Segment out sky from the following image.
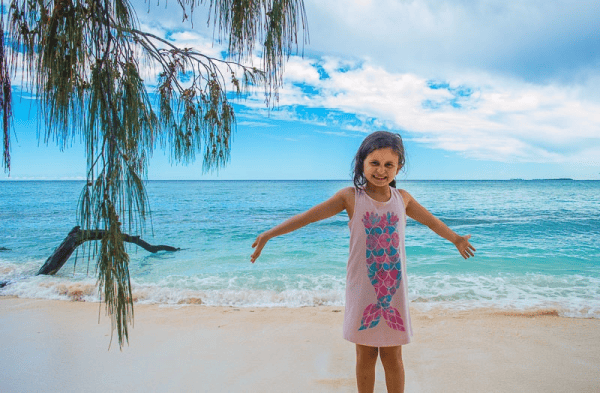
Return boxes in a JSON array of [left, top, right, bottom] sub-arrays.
[[3, 0, 600, 181]]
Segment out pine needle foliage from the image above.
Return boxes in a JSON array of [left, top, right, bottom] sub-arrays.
[[1, 3, 12, 172], [2, 0, 307, 348]]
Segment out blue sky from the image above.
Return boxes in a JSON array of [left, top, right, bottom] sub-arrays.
[[3, 0, 600, 180]]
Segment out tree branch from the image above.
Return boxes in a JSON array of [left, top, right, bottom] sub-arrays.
[[36, 226, 179, 276]]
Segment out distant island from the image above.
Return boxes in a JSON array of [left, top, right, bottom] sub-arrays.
[[510, 178, 574, 181], [533, 178, 574, 181]]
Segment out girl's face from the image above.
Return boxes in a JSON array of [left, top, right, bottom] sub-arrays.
[[363, 147, 401, 188]]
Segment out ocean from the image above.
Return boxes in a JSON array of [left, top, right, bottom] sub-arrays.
[[1, 180, 599, 318]]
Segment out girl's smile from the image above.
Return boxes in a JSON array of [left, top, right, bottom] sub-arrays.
[[363, 147, 401, 189]]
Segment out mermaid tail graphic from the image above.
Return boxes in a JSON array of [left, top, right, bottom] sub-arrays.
[[359, 212, 406, 332]]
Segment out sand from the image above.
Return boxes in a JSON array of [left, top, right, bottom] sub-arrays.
[[1, 297, 599, 393]]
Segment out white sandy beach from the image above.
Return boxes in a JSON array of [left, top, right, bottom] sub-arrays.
[[1, 297, 599, 393]]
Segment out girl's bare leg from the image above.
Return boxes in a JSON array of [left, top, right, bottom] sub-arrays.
[[356, 344, 379, 393], [379, 345, 405, 393]]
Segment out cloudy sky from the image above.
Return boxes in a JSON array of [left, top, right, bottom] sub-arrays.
[[4, 0, 600, 180]]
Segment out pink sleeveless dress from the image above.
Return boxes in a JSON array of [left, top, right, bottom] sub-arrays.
[[343, 187, 413, 347]]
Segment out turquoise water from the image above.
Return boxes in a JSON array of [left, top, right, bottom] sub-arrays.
[[1, 180, 599, 317]]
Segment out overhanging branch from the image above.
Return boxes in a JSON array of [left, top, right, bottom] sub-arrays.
[[36, 226, 179, 276]]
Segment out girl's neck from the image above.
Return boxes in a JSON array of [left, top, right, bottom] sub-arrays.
[[364, 182, 392, 202]]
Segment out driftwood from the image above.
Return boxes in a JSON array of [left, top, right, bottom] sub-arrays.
[[36, 226, 179, 276]]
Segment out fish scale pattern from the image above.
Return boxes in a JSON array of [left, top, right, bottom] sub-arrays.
[[358, 211, 406, 332]]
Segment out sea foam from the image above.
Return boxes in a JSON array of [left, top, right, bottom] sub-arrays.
[[2, 270, 599, 318]]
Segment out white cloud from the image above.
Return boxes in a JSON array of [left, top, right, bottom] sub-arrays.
[[303, 0, 600, 84], [235, 54, 600, 164], [281, 57, 322, 84], [11, 1, 599, 171], [237, 121, 276, 128]]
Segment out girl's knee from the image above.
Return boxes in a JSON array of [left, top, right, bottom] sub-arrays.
[[356, 344, 379, 366], [379, 345, 403, 367]]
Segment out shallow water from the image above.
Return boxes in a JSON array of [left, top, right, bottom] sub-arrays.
[[1, 180, 599, 317]]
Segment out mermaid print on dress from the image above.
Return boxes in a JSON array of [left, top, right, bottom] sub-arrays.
[[358, 211, 406, 332]]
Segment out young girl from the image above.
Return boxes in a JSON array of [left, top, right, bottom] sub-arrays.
[[251, 131, 475, 393]]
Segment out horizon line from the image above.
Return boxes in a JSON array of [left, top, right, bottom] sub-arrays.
[[1, 178, 593, 182]]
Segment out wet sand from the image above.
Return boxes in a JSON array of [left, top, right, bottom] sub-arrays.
[[1, 297, 599, 392]]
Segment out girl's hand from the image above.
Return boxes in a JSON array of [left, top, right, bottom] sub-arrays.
[[251, 233, 269, 263], [454, 234, 476, 259]]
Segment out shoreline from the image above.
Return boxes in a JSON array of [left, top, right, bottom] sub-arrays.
[[1, 297, 599, 392], [2, 271, 598, 318]]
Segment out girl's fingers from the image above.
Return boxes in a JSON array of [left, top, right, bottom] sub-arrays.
[[462, 235, 476, 254], [457, 235, 476, 259], [251, 236, 266, 262], [464, 245, 475, 258]]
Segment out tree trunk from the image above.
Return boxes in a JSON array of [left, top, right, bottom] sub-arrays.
[[36, 226, 179, 276]]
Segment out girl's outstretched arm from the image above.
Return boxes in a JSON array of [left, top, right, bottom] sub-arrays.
[[251, 188, 353, 263], [401, 190, 476, 259]]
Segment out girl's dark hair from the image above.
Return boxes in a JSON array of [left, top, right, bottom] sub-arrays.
[[352, 131, 405, 189]]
